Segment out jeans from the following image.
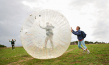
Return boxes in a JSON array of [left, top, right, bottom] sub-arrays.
[[12, 44, 15, 50], [78, 40, 87, 49]]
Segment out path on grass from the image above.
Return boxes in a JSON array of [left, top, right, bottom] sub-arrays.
[[65, 49, 74, 54], [7, 57, 34, 65]]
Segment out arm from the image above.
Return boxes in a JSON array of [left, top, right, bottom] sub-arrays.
[[72, 30, 81, 35], [9, 39, 11, 42], [14, 39, 16, 42], [39, 25, 46, 29], [51, 26, 54, 29]]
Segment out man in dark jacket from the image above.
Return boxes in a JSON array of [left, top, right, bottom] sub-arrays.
[[71, 26, 90, 54], [9, 39, 16, 50]]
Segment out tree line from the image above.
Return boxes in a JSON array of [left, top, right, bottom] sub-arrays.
[[71, 41, 109, 45], [0, 44, 6, 48]]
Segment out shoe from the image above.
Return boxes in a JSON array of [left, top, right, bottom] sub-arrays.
[[83, 49, 85, 53], [87, 50, 90, 54]]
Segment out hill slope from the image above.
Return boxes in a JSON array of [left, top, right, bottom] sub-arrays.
[[0, 44, 109, 65]]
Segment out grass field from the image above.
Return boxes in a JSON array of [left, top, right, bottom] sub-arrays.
[[0, 44, 109, 65]]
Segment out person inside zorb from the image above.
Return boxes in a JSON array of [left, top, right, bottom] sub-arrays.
[[20, 10, 71, 59], [39, 22, 54, 50]]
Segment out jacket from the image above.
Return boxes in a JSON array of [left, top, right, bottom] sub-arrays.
[[72, 30, 84, 41], [9, 40, 16, 44]]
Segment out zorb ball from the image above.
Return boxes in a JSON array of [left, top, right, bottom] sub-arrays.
[[20, 9, 71, 59]]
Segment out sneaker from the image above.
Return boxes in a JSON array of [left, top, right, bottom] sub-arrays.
[[87, 50, 90, 54], [83, 49, 86, 53]]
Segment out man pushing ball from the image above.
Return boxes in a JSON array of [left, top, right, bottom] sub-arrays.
[[71, 26, 90, 54]]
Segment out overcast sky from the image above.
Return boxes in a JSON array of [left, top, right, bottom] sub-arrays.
[[0, 0, 109, 47]]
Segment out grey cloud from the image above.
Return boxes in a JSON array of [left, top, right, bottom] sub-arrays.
[[0, 0, 36, 47], [94, 0, 109, 9], [69, 0, 93, 10], [69, 0, 109, 42], [69, 0, 109, 10], [0, 0, 109, 47], [92, 21, 109, 42], [92, 0, 109, 42], [92, 11, 109, 42]]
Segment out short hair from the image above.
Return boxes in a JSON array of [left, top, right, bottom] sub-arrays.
[[77, 26, 80, 29]]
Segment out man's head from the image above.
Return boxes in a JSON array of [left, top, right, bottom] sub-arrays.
[[76, 26, 80, 31], [12, 39, 13, 41], [50, 24, 52, 26]]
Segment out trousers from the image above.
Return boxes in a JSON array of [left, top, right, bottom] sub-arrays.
[[78, 40, 87, 49]]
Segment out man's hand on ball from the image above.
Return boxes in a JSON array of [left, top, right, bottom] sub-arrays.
[[71, 27, 73, 32]]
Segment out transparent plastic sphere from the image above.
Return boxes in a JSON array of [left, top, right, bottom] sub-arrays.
[[20, 9, 71, 59]]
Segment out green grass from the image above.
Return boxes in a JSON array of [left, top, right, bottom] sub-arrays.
[[0, 44, 109, 65]]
